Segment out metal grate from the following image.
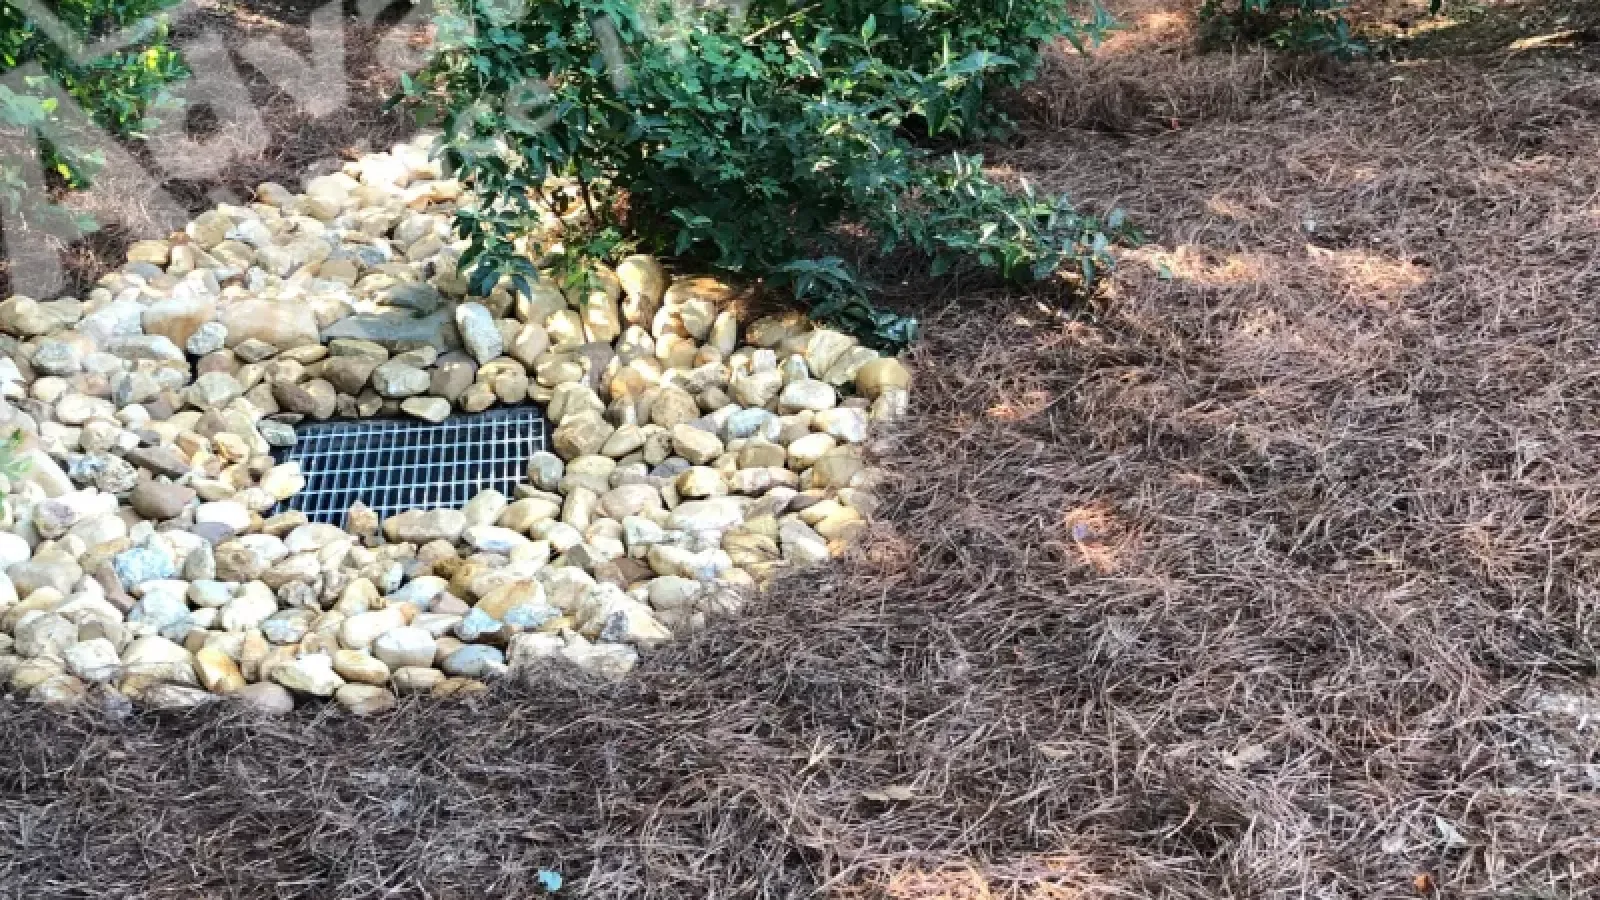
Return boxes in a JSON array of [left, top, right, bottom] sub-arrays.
[[271, 405, 549, 524]]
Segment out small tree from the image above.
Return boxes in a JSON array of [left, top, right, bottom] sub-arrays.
[[404, 0, 1132, 349]]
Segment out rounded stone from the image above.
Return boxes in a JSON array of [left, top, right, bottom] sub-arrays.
[[335, 683, 397, 715], [130, 480, 196, 520], [371, 626, 437, 669], [233, 681, 295, 714]]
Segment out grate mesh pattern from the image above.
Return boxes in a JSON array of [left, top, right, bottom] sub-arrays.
[[271, 405, 549, 524]]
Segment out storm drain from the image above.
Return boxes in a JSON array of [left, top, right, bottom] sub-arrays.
[[271, 405, 549, 525]]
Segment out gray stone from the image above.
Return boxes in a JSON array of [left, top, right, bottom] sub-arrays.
[[383, 508, 466, 544], [401, 396, 450, 423], [320, 356, 380, 394], [271, 654, 345, 697], [105, 334, 185, 363], [127, 588, 191, 631], [371, 361, 430, 398], [455, 608, 505, 642], [261, 608, 315, 644], [321, 310, 459, 351], [63, 638, 120, 682], [440, 644, 504, 678], [214, 536, 289, 581], [130, 480, 196, 520], [233, 681, 296, 714], [454, 302, 503, 365], [258, 419, 297, 447], [123, 445, 191, 479], [384, 281, 443, 314], [31, 339, 83, 376], [186, 321, 228, 356], [15, 613, 78, 658], [113, 544, 178, 589], [8, 551, 82, 595], [371, 626, 436, 669], [186, 372, 243, 410], [69, 453, 138, 493]]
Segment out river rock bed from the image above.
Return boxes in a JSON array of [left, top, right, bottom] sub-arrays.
[[0, 134, 910, 715]]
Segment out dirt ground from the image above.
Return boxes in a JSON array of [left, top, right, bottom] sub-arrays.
[[2, 2, 1598, 898]]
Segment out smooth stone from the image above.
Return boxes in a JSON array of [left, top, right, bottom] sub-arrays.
[[271, 654, 345, 697], [130, 480, 196, 520], [454, 302, 503, 365], [440, 644, 504, 678], [371, 626, 437, 669], [233, 681, 295, 714], [401, 396, 450, 423], [383, 508, 466, 544], [335, 683, 396, 715]]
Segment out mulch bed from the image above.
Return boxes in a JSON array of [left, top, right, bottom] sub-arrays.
[[3, 3, 1599, 898]]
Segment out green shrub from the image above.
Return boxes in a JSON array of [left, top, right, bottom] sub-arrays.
[[1198, 0, 1364, 58], [0, 0, 185, 218], [744, 0, 1118, 137], [404, 0, 1133, 349]]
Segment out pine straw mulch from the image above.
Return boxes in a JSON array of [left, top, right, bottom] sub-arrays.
[[3, 6, 1600, 900]]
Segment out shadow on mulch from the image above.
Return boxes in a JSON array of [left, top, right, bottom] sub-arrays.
[[4, 2, 1600, 898]]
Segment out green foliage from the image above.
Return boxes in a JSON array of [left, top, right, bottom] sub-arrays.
[[744, 0, 1117, 137], [1199, 0, 1365, 58], [406, 0, 1132, 351], [0, 430, 31, 480], [0, 0, 185, 210]]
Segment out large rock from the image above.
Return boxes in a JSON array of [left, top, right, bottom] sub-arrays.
[[371, 361, 430, 398], [274, 379, 338, 418], [15, 613, 78, 658], [131, 480, 195, 521], [649, 386, 700, 429], [321, 310, 460, 352], [553, 412, 615, 460], [615, 255, 667, 326], [371, 626, 437, 669], [401, 396, 450, 423], [729, 371, 784, 408], [186, 372, 243, 411], [454, 302, 503, 365], [383, 508, 467, 544], [220, 297, 321, 350], [194, 647, 246, 693], [339, 607, 407, 650], [122, 635, 197, 685], [0, 296, 81, 337], [142, 294, 217, 349], [271, 654, 344, 697], [233, 681, 295, 714], [671, 424, 724, 466], [63, 638, 121, 683], [335, 683, 396, 715], [777, 379, 838, 414], [214, 535, 289, 581], [112, 544, 178, 589], [440, 644, 504, 678], [321, 356, 381, 394], [219, 587, 279, 632], [853, 357, 911, 398], [8, 551, 82, 596], [128, 586, 191, 631]]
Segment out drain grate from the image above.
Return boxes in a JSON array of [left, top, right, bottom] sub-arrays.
[[271, 405, 549, 525]]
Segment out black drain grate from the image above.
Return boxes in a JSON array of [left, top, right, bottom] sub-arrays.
[[271, 405, 549, 524]]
